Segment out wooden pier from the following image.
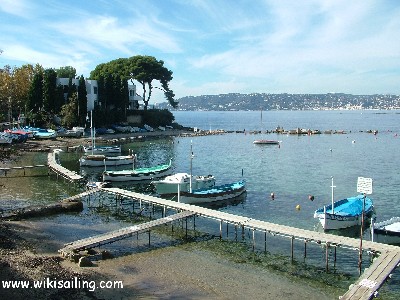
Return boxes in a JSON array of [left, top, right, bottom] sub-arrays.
[[47, 150, 83, 183], [59, 210, 195, 257], [341, 250, 400, 299], [80, 187, 399, 300], [0, 164, 47, 176]]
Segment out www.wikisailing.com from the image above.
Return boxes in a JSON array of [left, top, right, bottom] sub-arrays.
[[2, 277, 123, 292]]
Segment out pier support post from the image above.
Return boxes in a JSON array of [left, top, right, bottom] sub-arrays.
[[193, 215, 196, 231], [185, 217, 188, 238], [241, 224, 245, 240], [226, 222, 229, 237], [334, 246, 337, 268], [235, 225, 238, 241], [291, 236, 294, 262], [304, 239, 307, 259], [148, 230, 151, 247], [325, 242, 330, 272], [219, 220, 223, 240], [264, 230, 267, 253], [252, 228, 255, 251]]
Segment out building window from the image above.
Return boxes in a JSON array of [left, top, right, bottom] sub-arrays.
[[93, 86, 98, 95]]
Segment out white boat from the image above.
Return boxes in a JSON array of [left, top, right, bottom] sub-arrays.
[[86, 181, 111, 190], [372, 217, 400, 245], [314, 178, 374, 230], [103, 159, 173, 182], [34, 128, 57, 139], [83, 145, 121, 154], [252, 109, 281, 145], [84, 110, 121, 154], [79, 154, 136, 167], [178, 180, 246, 204], [152, 173, 216, 196], [253, 140, 281, 145]]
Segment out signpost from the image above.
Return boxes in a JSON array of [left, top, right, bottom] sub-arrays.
[[357, 177, 373, 275]]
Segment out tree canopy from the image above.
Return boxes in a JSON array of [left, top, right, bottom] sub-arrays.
[[56, 66, 77, 78], [90, 55, 178, 110]]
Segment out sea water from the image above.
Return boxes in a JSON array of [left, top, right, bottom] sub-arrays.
[[1, 110, 400, 298]]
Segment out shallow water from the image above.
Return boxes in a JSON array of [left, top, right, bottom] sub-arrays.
[[1, 110, 400, 298]]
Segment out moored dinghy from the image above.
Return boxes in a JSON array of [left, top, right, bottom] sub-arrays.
[[314, 177, 374, 230], [79, 154, 136, 167], [372, 217, 400, 245], [153, 142, 216, 196], [102, 159, 173, 182], [153, 173, 216, 196], [178, 180, 246, 204], [253, 140, 281, 145]]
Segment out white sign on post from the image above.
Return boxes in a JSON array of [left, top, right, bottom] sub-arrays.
[[357, 177, 373, 194]]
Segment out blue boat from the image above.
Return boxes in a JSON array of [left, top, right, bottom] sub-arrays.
[[178, 180, 246, 204], [314, 194, 374, 230]]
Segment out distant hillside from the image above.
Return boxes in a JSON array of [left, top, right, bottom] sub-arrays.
[[155, 93, 400, 111]]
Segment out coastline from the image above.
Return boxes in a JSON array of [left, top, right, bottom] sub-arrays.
[[1, 130, 338, 299], [1, 218, 335, 299]]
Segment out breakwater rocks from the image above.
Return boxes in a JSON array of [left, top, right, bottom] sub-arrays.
[[0, 198, 83, 221]]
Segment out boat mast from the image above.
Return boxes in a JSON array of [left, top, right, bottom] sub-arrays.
[[190, 140, 193, 193], [331, 176, 336, 214], [90, 110, 94, 155]]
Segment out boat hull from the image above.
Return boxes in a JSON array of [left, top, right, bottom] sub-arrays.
[[79, 155, 135, 167], [373, 217, 400, 245], [314, 195, 374, 230], [103, 160, 173, 182], [83, 145, 121, 154], [179, 180, 246, 204], [253, 140, 280, 145], [153, 173, 216, 195]]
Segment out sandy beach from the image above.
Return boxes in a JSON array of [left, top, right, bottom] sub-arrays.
[[1, 132, 338, 299]]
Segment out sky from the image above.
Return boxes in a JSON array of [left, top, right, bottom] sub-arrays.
[[1, 0, 400, 104]]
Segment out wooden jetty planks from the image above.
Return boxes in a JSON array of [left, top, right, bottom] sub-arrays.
[[47, 152, 83, 182], [341, 251, 400, 299], [102, 187, 400, 254], [68, 187, 400, 299], [59, 210, 195, 256]]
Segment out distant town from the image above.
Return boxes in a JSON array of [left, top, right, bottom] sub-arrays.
[[156, 93, 400, 111]]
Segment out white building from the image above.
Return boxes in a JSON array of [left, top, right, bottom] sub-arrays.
[[56, 78, 142, 111]]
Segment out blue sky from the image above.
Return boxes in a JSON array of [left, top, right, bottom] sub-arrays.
[[1, 0, 400, 103]]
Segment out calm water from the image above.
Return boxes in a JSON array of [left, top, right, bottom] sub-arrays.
[[1, 109, 400, 298]]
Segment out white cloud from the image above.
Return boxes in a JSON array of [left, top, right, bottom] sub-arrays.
[[0, 0, 32, 18]]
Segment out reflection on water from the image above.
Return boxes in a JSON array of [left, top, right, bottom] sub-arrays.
[[2, 110, 400, 299]]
